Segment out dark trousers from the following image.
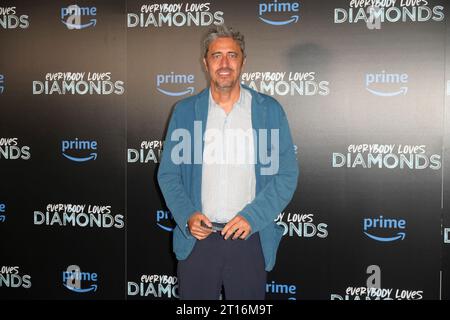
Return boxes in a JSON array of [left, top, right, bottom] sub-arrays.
[[177, 232, 267, 300]]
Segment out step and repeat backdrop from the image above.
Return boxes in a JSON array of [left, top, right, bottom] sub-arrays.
[[1, 0, 449, 300]]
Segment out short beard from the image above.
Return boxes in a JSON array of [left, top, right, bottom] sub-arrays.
[[213, 78, 238, 92]]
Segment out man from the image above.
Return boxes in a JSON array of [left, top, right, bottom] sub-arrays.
[[157, 25, 298, 300]]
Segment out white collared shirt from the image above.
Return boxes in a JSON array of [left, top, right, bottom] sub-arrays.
[[201, 87, 256, 223]]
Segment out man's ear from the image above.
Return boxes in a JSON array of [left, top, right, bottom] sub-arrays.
[[203, 58, 208, 72]]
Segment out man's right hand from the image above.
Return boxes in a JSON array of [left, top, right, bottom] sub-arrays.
[[188, 212, 213, 240]]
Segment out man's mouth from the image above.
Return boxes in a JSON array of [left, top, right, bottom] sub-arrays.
[[217, 69, 233, 76]]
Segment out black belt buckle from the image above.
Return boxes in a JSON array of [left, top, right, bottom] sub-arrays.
[[201, 221, 226, 232], [211, 222, 226, 232]]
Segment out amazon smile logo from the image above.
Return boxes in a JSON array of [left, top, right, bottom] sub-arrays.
[[156, 210, 175, 232], [258, 0, 300, 26], [63, 265, 98, 293], [62, 138, 98, 162], [363, 216, 406, 242], [156, 72, 195, 97], [61, 5, 97, 30], [365, 71, 408, 97]]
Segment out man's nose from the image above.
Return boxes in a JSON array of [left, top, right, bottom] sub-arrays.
[[219, 55, 230, 67]]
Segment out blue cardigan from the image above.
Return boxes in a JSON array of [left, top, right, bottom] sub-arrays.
[[157, 85, 299, 271]]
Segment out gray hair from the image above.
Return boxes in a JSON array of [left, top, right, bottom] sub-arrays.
[[202, 25, 246, 58]]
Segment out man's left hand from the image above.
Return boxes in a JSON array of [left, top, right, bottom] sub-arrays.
[[221, 215, 252, 240]]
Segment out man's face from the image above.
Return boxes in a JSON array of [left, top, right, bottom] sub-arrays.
[[203, 37, 245, 92]]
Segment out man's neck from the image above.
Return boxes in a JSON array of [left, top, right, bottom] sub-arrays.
[[210, 84, 241, 114]]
